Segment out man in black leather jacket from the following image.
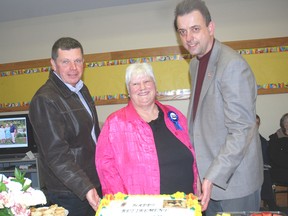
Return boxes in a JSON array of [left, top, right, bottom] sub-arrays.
[[29, 37, 101, 216]]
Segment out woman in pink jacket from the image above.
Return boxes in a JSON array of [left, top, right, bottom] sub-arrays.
[[96, 63, 198, 196]]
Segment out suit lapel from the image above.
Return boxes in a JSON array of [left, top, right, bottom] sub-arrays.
[[196, 40, 220, 116], [188, 58, 198, 124], [198, 61, 216, 105]]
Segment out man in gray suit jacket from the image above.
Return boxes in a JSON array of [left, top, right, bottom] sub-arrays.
[[174, 0, 263, 215]]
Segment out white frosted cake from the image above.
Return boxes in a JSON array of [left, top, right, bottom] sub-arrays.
[[96, 192, 201, 216]]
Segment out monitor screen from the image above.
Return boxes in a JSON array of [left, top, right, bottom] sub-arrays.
[[0, 113, 37, 158]]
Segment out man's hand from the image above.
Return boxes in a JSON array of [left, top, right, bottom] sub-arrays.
[[86, 188, 101, 211], [196, 177, 202, 197], [199, 178, 213, 211]]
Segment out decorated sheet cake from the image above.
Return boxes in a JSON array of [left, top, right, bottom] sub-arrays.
[[96, 191, 201, 216]]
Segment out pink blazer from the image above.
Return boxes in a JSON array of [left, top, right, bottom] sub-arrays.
[[96, 100, 198, 195]]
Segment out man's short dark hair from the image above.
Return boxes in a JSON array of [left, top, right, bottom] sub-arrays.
[[51, 37, 84, 60], [174, 0, 211, 31]]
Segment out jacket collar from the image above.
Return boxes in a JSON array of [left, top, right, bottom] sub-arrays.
[[49, 71, 83, 98], [125, 100, 168, 122]]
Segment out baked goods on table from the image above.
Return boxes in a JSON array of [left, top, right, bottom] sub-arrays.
[[30, 204, 68, 216]]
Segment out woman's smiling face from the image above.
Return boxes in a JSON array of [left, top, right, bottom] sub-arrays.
[[129, 74, 156, 109]]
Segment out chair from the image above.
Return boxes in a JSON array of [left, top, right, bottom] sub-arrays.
[[272, 182, 288, 207]]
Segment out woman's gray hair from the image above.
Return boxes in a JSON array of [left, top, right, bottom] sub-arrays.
[[125, 63, 156, 93]]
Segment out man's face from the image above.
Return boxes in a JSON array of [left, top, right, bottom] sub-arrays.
[[256, 118, 260, 128], [176, 10, 214, 58], [283, 118, 288, 131], [51, 48, 84, 86]]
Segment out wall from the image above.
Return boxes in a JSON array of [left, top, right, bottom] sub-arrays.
[[96, 94, 288, 140], [0, 0, 288, 139]]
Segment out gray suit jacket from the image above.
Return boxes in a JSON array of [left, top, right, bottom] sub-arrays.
[[188, 39, 263, 200]]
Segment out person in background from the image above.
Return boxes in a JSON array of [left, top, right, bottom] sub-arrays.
[[9, 122, 17, 144], [96, 63, 198, 196], [256, 115, 278, 211], [268, 113, 288, 184], [29, 37, 101, 216], [4, 123, 11, 143], [174, 0, 263, 215], [0, 125, 5, 143]]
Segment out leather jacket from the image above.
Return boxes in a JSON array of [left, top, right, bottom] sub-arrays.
[[29, 71, 101, 200]]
